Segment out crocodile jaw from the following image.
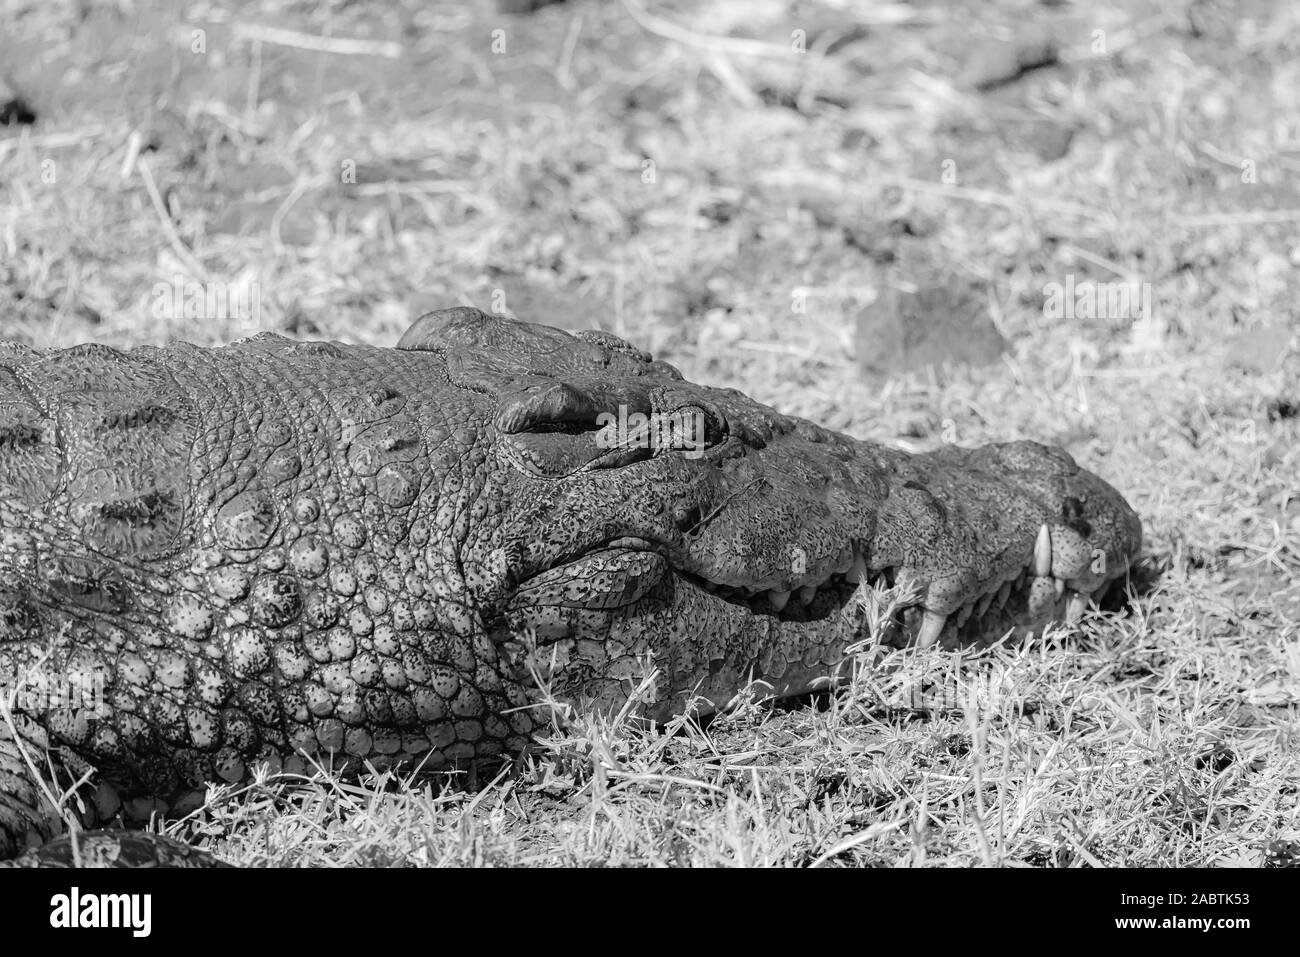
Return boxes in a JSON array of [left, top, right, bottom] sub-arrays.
[[494, 436, 1141, 719]]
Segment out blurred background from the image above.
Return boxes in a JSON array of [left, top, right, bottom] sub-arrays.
[[0, 1, 1296, 429]]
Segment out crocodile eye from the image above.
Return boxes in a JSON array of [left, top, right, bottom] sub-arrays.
[[491, 378, 653, 477], [656, 403, 726, 459], [488, 373, 718, 476], [498, 392, 729, 477]]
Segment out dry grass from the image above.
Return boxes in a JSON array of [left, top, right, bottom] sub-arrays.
[[1, 0, 1297, 866]]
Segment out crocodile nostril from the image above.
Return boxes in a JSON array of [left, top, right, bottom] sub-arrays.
[[1061, 496, 1092, 537], [674, 503, 704, 533]]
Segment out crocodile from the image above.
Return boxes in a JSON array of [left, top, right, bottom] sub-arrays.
[[0, 306, 1141, 865]]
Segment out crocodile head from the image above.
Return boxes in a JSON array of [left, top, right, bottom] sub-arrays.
[[0, 308, 1141, 816], [398, 309, 1143, 720]]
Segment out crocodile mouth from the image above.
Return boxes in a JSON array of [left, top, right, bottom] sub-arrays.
[[517, 527, 1109, 650], [680, 504, 1126, 647], [679, 546, 1102, 648]]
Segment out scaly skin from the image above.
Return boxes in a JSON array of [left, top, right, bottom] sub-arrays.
[[0, 307, 1141, 864]]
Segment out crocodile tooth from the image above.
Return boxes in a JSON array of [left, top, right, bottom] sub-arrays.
[[1026, 576, 1057, 619], [836, 545, 854, 573], [798, 584, 817, 604], [955, 603, 973, 628], [916, 609, 947, 648], [997, 580, 1013, 606], [1065, 590, 1088, 622], [846, 550, 867, 584], [1054, 578, 1065, 599], [768, 589, 791, 612], [1033, 524, 1052, 577], [976, 590, 995, 618]]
